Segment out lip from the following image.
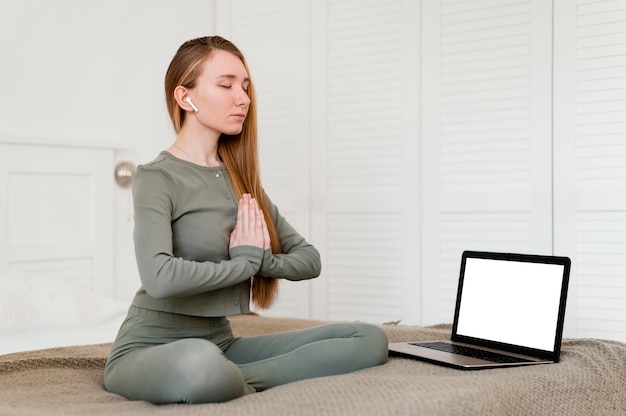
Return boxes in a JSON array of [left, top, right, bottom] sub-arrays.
[[232, 113, 246, 120]]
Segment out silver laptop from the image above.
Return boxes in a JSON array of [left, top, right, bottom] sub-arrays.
[[389, 250, 571, 369]]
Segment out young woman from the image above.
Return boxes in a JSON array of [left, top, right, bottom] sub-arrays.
[[104, 36, 388, 404]]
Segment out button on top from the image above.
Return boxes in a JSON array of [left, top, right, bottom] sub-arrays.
[[225, 193, 231, 200], [215, 171, 221, 178]]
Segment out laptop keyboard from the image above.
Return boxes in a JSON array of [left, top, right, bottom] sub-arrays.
[[410, 341, 532, 364]]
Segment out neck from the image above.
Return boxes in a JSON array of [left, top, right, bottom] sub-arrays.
[[170, 135, 221, 167]]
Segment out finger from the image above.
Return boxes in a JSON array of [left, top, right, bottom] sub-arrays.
[[240, 194, 251, 232], [236, 195, 245, 233], [260, 210, 271, 250], [254, 203, 263, 233], [247, 197, 259, 233]]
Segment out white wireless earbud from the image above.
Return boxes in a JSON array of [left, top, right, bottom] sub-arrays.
[[185, 97, 199, 113]]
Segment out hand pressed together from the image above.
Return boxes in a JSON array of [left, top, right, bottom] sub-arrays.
[[229, 193, 271, 250]]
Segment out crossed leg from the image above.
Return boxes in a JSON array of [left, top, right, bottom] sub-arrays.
[[224, 322, 388, 391]]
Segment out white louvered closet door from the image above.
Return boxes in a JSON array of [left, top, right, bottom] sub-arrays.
[[215, 0, 313, 318], [310, 0, 421, 324], [554, 0, 626, 341], [420, 0, 553, 325]]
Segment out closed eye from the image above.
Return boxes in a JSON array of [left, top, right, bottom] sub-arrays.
[[216, 74, 250, 93], [220, 84, 249, 94]]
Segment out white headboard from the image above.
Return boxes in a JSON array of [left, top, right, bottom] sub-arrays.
[[0, 142, 116, 297]]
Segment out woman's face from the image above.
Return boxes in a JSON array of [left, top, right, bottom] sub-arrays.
[[188, 49, 251, 136]]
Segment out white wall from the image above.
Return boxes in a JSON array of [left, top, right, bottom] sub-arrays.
[[0, 0, 215, 300], [3, 0, 626, 342]]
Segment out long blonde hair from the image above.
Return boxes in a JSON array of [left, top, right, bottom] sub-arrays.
[[165, 36, 279, 309]]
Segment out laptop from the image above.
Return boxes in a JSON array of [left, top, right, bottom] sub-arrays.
[[388, 250, 571, 369]]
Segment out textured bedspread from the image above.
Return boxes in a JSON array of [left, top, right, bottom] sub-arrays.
[[1, 315, 625, 415]]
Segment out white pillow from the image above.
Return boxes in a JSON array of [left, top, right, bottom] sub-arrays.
[[0, 277, 128, 337]]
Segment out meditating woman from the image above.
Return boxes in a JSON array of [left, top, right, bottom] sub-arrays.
[[103, 35, 388, 404]]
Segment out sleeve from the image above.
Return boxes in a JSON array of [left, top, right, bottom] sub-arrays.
[[132, 166, 264, 299], [257, 194, 322, 281]]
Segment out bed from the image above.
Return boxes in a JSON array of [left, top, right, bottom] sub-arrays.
[[0, 277, 129, 355], [1, 308, 625, 415]]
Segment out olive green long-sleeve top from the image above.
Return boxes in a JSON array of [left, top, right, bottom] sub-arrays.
[[130, 152, 321, 316]]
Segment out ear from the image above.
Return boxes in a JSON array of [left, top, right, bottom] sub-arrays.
[[174, 86, 196, 112]]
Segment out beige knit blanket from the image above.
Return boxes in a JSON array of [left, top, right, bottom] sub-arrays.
[[1, 315, 625, 416]]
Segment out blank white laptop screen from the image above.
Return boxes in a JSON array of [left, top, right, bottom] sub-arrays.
[[456, 258, 565, 352]]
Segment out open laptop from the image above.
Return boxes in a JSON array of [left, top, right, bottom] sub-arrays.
[[389, 250, 571, 369]]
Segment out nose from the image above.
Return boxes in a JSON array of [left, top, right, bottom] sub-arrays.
[[236, 87, 250, 107]]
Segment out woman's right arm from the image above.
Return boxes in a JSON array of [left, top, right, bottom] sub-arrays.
[[132, 168, 264, 299]]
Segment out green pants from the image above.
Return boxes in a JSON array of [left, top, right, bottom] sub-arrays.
[[104, 306, 388, 404]]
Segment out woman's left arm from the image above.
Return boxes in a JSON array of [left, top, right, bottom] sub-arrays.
[[258, 197, 321, 281]]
